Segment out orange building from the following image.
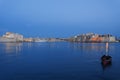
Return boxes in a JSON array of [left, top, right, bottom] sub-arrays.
[[90, 36, 103, 42]]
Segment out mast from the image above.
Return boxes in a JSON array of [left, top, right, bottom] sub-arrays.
[[105, 42, 109, 56]]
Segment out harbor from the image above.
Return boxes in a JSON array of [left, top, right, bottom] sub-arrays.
[[0, 32, 119, 43], [67, 33, 118, 43], [0, 42, 120, 80], [0, 32, 63, 43]]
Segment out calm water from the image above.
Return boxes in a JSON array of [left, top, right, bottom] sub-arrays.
[[0, 42, 120, 80]]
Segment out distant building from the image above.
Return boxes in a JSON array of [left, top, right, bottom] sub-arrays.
[[33, 38, 48, 42], [90, 35, 102, 42], [23, 38, 33, 42], [71, 33, 96, 42], [2, 32, 23, 42], [109, 37, 116, 42], [68, 33, 117, 42]]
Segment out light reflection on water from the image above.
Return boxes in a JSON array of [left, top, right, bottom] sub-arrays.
[[4, 43, 23, 54], [0, 42, 116, 55], [0, 42, 120, 80], [0, 43, 23, 55]]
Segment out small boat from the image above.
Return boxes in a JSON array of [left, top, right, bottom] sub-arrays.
[[101, 55, 112, 65], [101, 42, 112, 65]]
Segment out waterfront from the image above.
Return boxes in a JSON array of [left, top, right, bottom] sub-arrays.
[[0, 32, 119, 43], [0, 42, 120, 80]]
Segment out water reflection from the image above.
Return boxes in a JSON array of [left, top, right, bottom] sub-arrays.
[[101, 61, 112, 70], [3, 43, 23, 54], [69, 43, 106, 53], [2, 42, 116, 55], [0, 42, 119, 80], [26, 42, 33, 48]]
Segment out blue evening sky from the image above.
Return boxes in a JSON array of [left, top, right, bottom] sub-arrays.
[[0, 0, 120, 38]]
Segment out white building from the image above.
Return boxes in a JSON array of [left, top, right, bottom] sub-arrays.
[[109, 36, 116, 42], [2, 32, 23, 41]]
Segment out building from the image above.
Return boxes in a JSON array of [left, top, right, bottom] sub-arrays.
[[23, 38, 33, 42], [68, 33, 117, 42], [1, 32, 23, 42]]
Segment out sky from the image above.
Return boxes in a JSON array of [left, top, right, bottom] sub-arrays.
[[0, 0, 120, 38]]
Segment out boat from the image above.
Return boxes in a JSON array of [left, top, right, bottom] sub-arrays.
[[101, 55, 112, 65], [101, 42, 112, 65]]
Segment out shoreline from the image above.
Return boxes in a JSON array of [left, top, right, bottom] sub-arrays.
[[0, 41, 119, 43]]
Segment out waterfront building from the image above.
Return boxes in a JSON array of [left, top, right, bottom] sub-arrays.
[[69, 33, 117, 42], [0, 32, 23, 42], [33, 38, 48, 42], [23, 38, 33, 42]]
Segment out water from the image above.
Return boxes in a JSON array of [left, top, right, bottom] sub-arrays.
[[0, 42, 120, 80]]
